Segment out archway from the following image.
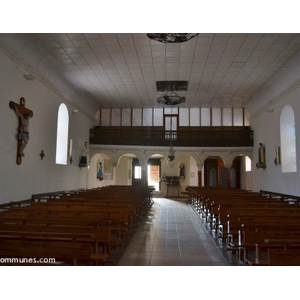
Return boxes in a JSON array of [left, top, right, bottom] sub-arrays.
[[204, 156, 241, 188], [147, 158, 162, 191], [89, 150, 142, 188]]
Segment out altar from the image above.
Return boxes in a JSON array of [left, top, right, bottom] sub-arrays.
[[164, 176, 180, 197]]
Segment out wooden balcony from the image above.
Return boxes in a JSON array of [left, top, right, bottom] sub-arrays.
[[90, 126, 253, 147]]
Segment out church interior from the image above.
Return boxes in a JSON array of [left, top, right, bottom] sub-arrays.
[[1, 5, 300, 297]]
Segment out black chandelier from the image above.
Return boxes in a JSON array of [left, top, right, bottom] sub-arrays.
[[147, 33, 199, 43], [157, 90, 186, 106]]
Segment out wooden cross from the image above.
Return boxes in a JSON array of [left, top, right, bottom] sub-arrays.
[[9, 97, 33, 165]]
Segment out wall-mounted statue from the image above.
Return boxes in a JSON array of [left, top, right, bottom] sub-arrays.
[[179, 162, 185, 178], [79, 142, 89, 167], [256, 143, 266, 169], [97, 161, 103, 181], [9, 98, 33, 165]]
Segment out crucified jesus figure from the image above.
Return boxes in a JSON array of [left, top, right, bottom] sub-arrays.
[[9, 98, 33, 165], [14, 103, 33, 157]]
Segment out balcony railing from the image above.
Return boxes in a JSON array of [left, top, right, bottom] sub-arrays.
[[90, 126, 253, 147]]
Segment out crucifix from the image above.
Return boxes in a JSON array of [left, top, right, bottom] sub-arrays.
[[9, 97, 33, 165]]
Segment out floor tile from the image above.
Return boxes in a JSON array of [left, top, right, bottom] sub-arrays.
[[117, 198, 230, 266]]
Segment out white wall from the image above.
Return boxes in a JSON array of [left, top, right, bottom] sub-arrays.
[[0, 50, 94, 204], [251, 85, 300, 195], [115, 156, 131, 185]]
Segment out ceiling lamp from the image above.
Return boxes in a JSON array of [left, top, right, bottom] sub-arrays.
[[157, 90, 186, 106], [147, 33, 198, 43]]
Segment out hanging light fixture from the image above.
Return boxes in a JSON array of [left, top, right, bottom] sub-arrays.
[[147, 33, 199, 43], [157, 90, 186, 106], [168, 141, 175, 161]]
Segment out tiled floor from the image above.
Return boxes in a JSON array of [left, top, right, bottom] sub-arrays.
[[117, 197, 230, 266]]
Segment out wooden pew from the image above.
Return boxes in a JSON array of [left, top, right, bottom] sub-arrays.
[[0, 239, 109, 266], [8, 203, 137, 222], [268, 249, 300, 266], [2, 199, 137, 237], [187, 187, 300, 265], [260, 190, 300, 204], [0, 185, 154, 265], [0, 210, 131, 241], [0, 223, 120, 255], [226, 230, 300, 265]]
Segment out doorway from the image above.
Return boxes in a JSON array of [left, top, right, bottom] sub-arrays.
[[204, 157, 240, 188], [147, 158, 161, 191], [132, 158, 161, 189]]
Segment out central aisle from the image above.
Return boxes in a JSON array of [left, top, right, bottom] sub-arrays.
[[117, 197, 229, 266]]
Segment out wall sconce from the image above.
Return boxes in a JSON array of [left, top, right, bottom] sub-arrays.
[[274, 146, 281, 166], [68, 139, 73, 164], [68, 139, 73, 156], [23, 74, 36, 81], [39, 150, 45, 160]]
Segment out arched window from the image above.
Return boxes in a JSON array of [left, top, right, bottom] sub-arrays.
[[55, 103, 69, 165], [280, 105, 297, 173], [245, 156, 252, 172]]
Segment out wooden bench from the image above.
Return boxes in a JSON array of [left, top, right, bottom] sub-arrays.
[[187, 187, 300, 265], [0, 185, 154, 265], [0, 210, 132, 241], [0, 223, 120, 255], [260, 190, 300, 204], [268, 248, 300, 266], [226, 230, 300, 265], [0, 239, 109, 266]]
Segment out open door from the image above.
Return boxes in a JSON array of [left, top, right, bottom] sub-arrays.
[[147, 158, 161, 191]]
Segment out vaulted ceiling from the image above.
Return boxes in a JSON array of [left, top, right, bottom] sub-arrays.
[[1, 33, 300, 116]]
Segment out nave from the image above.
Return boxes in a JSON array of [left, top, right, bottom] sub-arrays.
[[116, 197, 231, 266]]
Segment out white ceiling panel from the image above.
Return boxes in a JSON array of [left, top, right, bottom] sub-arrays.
[[2, 33, 300, 111]]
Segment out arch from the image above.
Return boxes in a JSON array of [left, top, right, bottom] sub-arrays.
[[55, 103, 69, 165], [114, 150, 144, 167], [173, 151, 201, 165], [280, 105, 297, 173], [90, 149, 115, 163], [145, 151, 169, 164], [90, 149, 144, 167], [229, 151, 253, 163], [200, 151, 231, 167]]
